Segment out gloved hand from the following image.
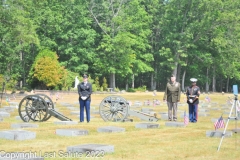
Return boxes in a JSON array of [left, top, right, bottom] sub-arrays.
[[189, 99, 193, 103], [81, 96, 87, 100]]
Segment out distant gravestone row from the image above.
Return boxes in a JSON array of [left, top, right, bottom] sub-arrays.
[[0, 99, 238, 159]]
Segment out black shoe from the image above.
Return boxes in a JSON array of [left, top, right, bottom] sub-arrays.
[[79, 121, 83, 123], [87, 121, 90, 123]]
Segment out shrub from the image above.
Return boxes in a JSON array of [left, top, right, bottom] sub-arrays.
[[127, 88, 136, 92], [102, 77, 108, 91], [115, 87, 120, 92], [94, 76, 100, 91], [92, 84, 97, 92], [135, 85, 147, 92]]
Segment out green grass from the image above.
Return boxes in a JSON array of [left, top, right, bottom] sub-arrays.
[[0, 92, 240, 160]]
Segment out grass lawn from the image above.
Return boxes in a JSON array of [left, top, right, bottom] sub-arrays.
[[0, 92, 239, 160]]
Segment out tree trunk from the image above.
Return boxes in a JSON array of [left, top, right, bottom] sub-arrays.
[[20, 49, 23, 88], [220, 76, 223, 92], [109, 73, 115, 90], [226, 76, 229, 92], [206, 68, 209, 92], [126, 78, 129, 91], [150, 65, 157, 90], [153, 66, 157, 90], [212, 66, 216, 92], [151, 72, 154, 90], [172, 62, 178, 76], [172, 52, 179, 76], [177, 64, 181, 82], [181, 69, 186, 92], [132, 74, 134, 89]]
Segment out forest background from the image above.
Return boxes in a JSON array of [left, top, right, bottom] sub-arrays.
[[0, 0, 240, 93]]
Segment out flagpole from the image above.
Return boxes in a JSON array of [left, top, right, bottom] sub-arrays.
[[217, 95, 237, 151]]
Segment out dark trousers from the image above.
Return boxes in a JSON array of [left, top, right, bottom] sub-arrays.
[[188, 104, 198, 122], [79, 100, 91, 122]]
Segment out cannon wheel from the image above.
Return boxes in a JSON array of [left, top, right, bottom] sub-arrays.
[[35, 94, 54, 121], [18, 95, 49, 122], [99, 95, 129, 122]]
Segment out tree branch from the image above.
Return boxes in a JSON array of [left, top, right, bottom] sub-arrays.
[[89, 3, 109, 36]]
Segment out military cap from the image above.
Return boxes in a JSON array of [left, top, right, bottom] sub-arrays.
[[190, 78, 197, 82], [82, 74, 88, 78]]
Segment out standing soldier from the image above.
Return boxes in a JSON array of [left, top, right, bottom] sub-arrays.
[[186, 78, 200, 123], [78, 74, 92, 123], [163, 74, 181, 121]]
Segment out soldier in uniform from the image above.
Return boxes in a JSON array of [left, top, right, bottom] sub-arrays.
[[163, 74, 181, 121], [78, 74, 92, 123], [186, 78, 200, 123]]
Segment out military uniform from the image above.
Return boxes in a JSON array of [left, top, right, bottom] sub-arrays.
[[186, 78, 200, 123], [78, 74, 92, 123], [163, 81, 181, 121]]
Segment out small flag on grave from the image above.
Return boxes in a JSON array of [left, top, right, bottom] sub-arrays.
[[214, 115, 225, 130], [184, 111, 189, 126]]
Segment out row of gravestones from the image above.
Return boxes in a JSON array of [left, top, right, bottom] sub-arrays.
[[0, 101, 239, 159]]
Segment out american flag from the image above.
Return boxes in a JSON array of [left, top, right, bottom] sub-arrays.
[[184, 111, 189, 126], [214, 116, 225, 130]]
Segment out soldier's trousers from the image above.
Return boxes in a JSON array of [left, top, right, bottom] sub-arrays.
[[167, 102, 178, 121], [188, 103, 198, 122], [79, 100, 91, 122]]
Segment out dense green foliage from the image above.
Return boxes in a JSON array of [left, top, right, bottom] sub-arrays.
[[1, 0, 240, 92]]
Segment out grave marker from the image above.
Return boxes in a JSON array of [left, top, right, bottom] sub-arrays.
[[0, 130, 36, 140], [56, 129, 88, 136], [97, 126, 125, 133], [67, 144, 114, 153], [11, 123, 39, 129], [135, 123, 159, 129], [0, 111, 10, 117], [232, 128, 240, 133], [206, 130, 232, 137], [165, 121, 185, 127], [54, 121, 78, 125]]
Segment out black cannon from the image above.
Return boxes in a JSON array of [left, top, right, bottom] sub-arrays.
[[18, 94, 72, 122], [99, 95, 158, 122]]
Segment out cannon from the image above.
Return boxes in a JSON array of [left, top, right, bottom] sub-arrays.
[[18, 94, 72, 122], [99, 95, 158, 122]]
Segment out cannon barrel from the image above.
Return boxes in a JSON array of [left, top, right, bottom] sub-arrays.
[[18, 94, 71, 122], [99, 95, 158, 122]]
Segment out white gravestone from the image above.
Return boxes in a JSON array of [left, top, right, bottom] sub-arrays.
[[56, 129, 88, 136], [97, 126, 125, 133], [135, 123, 159, 129], [0, 130, 36, 140], [67, 144, 114, 154], [11, 123, 39, 129], [54, 121, 78, 125]]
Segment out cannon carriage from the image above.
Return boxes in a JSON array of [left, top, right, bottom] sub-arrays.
[[18, 94, 71, 122], [99, 95, 158, 122]]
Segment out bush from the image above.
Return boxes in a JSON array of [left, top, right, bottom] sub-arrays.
[[94, 76, 100, 91], [102, 77, 108, 91], [92, 84, 97, 92], [127, 88, 136, 92], [115, 87, 120, 92], [100, 86, 103, 92], [135, 85, 147, 92]]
